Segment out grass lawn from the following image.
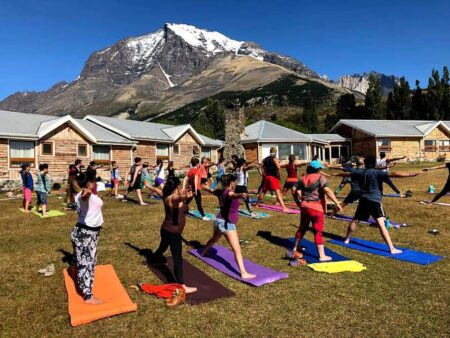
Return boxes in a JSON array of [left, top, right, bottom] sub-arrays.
[[0, 164, 449, 337]]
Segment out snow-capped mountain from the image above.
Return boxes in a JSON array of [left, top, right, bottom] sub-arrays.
[[0, 23, 322, 116], [336, 72, 400, 96]]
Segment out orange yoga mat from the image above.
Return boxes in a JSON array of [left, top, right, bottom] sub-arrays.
[[63, 264, 137, 326]]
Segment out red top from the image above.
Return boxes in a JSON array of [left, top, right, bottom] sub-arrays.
[[298, 173, 328, 213], [187, 167, 202, 190], [199, 164, 208, 178], [286, 163, 298, 182]]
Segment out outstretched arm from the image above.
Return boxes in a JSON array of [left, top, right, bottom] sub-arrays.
[[423, 164, 447, 172], [323, 187, 343, 213], [387, 156, 406, 163], [388, 171, 420, 178], [227, 191, 248, 200]]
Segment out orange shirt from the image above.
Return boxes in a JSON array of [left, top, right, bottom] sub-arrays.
[[187, 167, 202, 190]]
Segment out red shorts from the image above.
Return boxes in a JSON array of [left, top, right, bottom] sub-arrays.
[[263, 176, 280, 191], [112, 178, 119, 187], [23, 187, 32, 203]]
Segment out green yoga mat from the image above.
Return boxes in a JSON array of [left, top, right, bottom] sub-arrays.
[[19, 208, 66, 218]]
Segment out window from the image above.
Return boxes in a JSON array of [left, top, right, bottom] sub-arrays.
[[41, 142, 53, 155], [378, 139, 392, 152], [92, 145, 111, 163], [192, 145, 200, 156], [278, 144, 291, 160], [424, 140, 437, 152], [331, 146, 340, 158], [440, 140, 450, 152], [9, 140, 35, 167], [201, 147, 211, 159], [77, 144, 87, 157], [173, 144, 180, 155], [156, 144, 170, 160], [292, 144, 307, 160], [340, 146, 349, 159]]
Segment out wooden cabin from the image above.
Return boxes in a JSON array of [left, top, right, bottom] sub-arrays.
[[331, 119, 450, 161]]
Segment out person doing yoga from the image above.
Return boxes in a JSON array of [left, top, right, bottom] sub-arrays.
[[422, 162, 450, 204], [341, 155, 419, 253], [234, 157, 258, 217], [152, 177, 197, 295], [184, 157, 210, 220], [201, 174, 256, 279], [291, 160, 342, 262]]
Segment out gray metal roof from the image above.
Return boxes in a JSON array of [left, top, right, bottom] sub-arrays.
[[85, 115, 173, 141], [309, 134, 350, 142], [0, 110, 58, 138], [75, 119, 134, 145], [242, 120, 327, 144], [199, 134, 223, 147], [332, 119, 450, 137]]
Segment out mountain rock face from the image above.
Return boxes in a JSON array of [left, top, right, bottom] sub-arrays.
[[336, 72, 400, 96], [0, 23, 321, 116]]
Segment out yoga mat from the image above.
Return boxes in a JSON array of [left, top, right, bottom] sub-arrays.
[[419, 201, 450, 207], [256, 204, 300, 214], [328, 237, 443, 265], [215, 208, 271, 219], [63, 264, 137, 326], [187, 210, 216, 220], [287, 238, 349, 264], [248, 198, 257, 203], [148, 257, 235, 304], [329, 214, 406, 228], [189, 245, 288, 286], [32, 209, 66, 218], [307, 260, 367, 273], [383, 193, 402, 198]]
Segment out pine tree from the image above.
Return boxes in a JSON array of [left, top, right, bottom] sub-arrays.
[[302, 94, 319, 132], [441, 66, 450, 120], [425, 69, 443, 120], [386, 77, 412, 119], [203, 98, 225, 139], [336, 94, 357, 119], [364, 73, 384, 119], [411, 80, 426, 119]]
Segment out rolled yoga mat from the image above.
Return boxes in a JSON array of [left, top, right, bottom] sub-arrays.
[[329, 214, 406, 228], [189, 245, 288, 287], [328, 237, 443, 265], [148, 257, 235, 304], [255, 204, 300, 214]]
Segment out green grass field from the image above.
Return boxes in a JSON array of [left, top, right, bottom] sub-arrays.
[[0, 165, 449, 337]]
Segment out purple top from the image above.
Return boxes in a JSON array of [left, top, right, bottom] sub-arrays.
[[217, 188, 240, 224]]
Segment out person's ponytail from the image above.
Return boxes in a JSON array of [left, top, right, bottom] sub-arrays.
[[162, 177, 180, 198]]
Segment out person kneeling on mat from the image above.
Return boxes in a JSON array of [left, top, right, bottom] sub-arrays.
[[342, 155, 419, 253], [152, 177, 197, 296], [201, 174, 256, 279], [291, 160, 342, 263], [70, 171, 104, 304]]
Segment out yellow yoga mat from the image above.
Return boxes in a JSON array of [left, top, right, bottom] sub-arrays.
[[307, 260, 367, 273], [32, 209, 66, 218]]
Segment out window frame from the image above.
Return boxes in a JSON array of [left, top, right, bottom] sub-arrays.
[[41, 142, 54, 156], [8, 140, 36, 169], [77, 143, 88, 157], [424, 139, 437, 152], [200, 147, 212, 159], [91, 145, 111, 164], [439, 140, 450, 152], [172, 144, 180, 155], [378, 139, 392, 153], [156, 143, 170, 161]]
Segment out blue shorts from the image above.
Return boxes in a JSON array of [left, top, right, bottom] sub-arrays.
[[214, 218, 237, 233], [37, 191, 48, 205]]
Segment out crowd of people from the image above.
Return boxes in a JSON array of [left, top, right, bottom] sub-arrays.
[[17, 148, 450, 305]]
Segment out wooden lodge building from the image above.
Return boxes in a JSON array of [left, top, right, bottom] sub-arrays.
[[0, 110, 222, 182], [331, 119, 450, 161]]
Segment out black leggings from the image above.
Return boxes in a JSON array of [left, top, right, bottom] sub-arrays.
[[154, 228, 184, 284], [431, 180, 450, 203], [186, 190, 205, 217]]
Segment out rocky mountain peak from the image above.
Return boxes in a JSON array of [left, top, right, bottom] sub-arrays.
[[336, 71, 400, 96]]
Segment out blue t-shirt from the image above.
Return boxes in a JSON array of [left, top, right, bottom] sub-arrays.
[[345, 168, 397, 203]]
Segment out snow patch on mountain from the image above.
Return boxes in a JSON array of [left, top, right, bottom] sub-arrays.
[[126, 29, 165, 63]]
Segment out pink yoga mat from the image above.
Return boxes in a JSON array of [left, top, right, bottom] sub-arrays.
[[256, 204, 300, 214]]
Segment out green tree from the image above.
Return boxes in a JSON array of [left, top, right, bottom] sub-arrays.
[[411, 80, 426, 119], [441, 66, 450, 120], [203, 98, 225, 139], [386, 77, 412, 119], [302, 94, 319, 132], [425, 68, 444, 120], [364, 73, 384, 119]]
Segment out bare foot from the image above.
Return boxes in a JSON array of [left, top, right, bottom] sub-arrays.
[[182, 285, 197, 293], [282, 208, 290, 213], [241, 272, 256, 279], [85, 297, 103, 305], [344, 238, 351, 244], [140, 203, 149, 206], [390, 248, 403, 254], [319, 255, 332, 262]]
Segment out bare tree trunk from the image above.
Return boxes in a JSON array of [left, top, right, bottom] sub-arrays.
[[223, 107, 245, 161]]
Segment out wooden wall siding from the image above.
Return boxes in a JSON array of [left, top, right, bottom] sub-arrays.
[[350, 129, 377, 157], [172, 132, 201, 166], [109, 146, 132, 179], [0, 139, 8, 180], [244, 144, 258, 163], [422, 125, 450, 159], [38, 124, 92, 179], [134, 142, 156, 165], [384, 138, 421, 160]]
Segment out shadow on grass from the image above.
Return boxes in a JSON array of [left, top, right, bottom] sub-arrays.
[[57, 249, 73, 266]]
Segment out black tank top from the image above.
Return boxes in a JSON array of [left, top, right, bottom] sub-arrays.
[[264, 156, 279, 178], [168, 168, 175, 178]]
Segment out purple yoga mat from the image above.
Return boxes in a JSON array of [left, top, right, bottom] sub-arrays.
[[188, 245, 289, 287], [329, 214, 405, 228], [257, 204, 300, 214]]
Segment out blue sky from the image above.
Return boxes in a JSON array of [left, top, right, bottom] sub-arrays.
[[0, 0, 449, 99]]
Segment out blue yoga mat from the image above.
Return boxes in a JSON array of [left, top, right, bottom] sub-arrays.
[[329, 237, 443, 265], [383, 193, 401, 198], [286, 238, 349, 264], [187, 210, 216, 220]]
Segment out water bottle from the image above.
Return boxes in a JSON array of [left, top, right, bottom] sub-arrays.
[[385, 216, 391, 230]]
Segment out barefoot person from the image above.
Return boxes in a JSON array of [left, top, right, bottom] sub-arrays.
[[201, 174, 256, 279], [422, 162, 450, 203], [152, 177, 197, 294], [20, 162, 34, 213], [255, 147, 288, 212], [70, 171, 104, 304], [292, 160, 343, 262], [342, 155, 419, 253], [234, 157, 258, 217], [122, 157, 147, 206], [184, 157, 210, 220], [36, 163, 51, 217], [109, 161, 121, 198]]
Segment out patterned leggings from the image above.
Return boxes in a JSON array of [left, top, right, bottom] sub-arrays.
[[71, 226, 99, 300]]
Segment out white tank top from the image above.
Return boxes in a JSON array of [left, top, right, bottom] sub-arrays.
[[236, 168, 248, 186], [155, 165, 165, 179]]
